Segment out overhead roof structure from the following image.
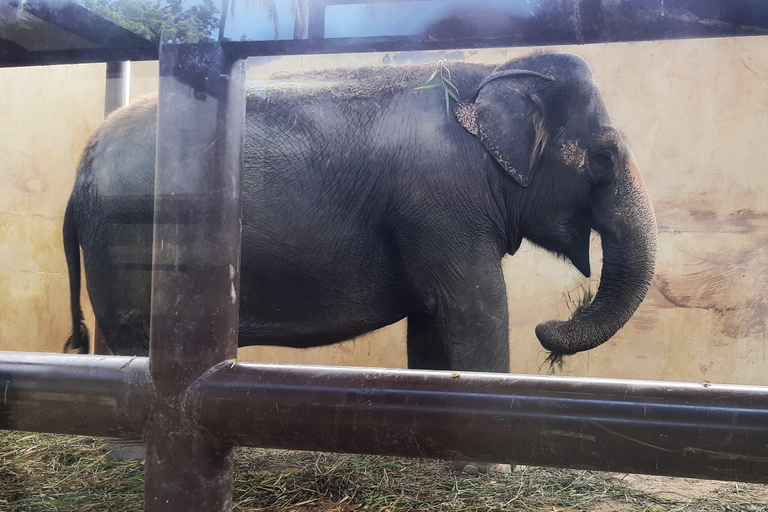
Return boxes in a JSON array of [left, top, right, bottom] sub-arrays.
[[1, 0, 767, 68], [0, 0, 157, 65]]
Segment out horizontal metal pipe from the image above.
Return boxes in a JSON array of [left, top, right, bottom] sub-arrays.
[[0, 352, 152, 439], [4, 353, 768, 483], [192, 363, 768, 483]]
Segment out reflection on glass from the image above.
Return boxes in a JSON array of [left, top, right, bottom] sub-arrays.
[[325, 0, 532, 38]]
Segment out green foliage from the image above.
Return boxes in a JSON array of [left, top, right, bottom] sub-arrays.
[[74, 0, 220, 44], [415, 59, 460, 116], [544, 286, 595, 374], [567, 286, 595, 319], [5, 432, 766, 511], [544, 350, 565, 373]]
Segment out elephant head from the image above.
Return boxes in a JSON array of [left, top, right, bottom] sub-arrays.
[[454, 53, 657, 355]]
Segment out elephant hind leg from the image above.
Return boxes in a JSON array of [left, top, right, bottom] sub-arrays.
[[406, 311, 450, 370], [100, 308, 150, 357]]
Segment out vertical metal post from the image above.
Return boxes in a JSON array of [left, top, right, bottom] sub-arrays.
[[307, 0, 326, 39], [144, 43, 245, 511], [95, 60, 130, 356], [104, 61, 128, 116]]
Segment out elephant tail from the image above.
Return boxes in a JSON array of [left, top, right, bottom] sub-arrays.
[[63, 197, 90, 354]]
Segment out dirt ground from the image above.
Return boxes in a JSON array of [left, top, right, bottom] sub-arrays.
[[598, 473, 768, 510]]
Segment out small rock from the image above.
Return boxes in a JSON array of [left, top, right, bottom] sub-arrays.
[[488, 463, 513, 474], [462, 464, 481, 475], [452, 461, 515, 474], [105, 438, 147, 461]]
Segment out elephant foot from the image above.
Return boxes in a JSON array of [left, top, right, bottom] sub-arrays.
[[105, 438, 147, 461], [451, 460, 514, 474]]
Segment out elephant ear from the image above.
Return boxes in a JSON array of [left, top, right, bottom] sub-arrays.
[[453, 70, 553, 187]]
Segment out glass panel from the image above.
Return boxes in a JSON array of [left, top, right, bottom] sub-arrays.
[[1, 1, 767, 386]]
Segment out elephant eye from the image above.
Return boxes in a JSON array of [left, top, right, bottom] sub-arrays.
[[589, 150, 615, 185]]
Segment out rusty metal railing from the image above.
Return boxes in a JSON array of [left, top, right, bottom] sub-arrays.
[[4, 351, 768, 489]]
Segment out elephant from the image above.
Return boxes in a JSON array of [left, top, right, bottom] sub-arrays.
[[64, 52, 657, 377]]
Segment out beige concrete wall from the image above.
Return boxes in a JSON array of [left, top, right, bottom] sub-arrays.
[[2, 36, 766, 385], [0, 63, 104, 353]]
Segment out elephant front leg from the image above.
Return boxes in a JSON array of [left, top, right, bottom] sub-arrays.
[[407, 265, 514, 474], [413, 265, 510, 374]]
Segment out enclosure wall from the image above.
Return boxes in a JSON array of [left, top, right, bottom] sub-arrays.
[[2, 36, 767, 385], [0, 63, 103, 353]]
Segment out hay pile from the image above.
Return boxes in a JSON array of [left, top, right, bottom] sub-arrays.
[[2, 431, 767, 511]]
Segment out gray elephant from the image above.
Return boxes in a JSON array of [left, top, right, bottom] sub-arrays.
[[64, 52, 657, 375]]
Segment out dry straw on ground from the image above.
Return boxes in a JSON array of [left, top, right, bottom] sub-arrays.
[[2, 431, 767, 511]]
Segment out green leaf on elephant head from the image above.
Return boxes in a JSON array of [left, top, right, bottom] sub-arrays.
[[415, 59, 461, 117], [443, 77, 459, 94], [415, 84, 441, 90]]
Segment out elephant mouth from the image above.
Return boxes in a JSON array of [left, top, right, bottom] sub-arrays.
[[565, 227, 591, 278]]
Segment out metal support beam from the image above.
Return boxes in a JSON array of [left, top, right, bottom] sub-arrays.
[[91, 60, 131, 358], [307, 0, 326, 39], [3, 352, 768, 485], [0, 352, 152, 438], [191, 363, 768, 483], [143, 42, 246, 511], [104, 60, 128, 117]]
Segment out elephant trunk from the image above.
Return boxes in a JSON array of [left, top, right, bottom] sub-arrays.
[[535, 154, 657, 355]]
